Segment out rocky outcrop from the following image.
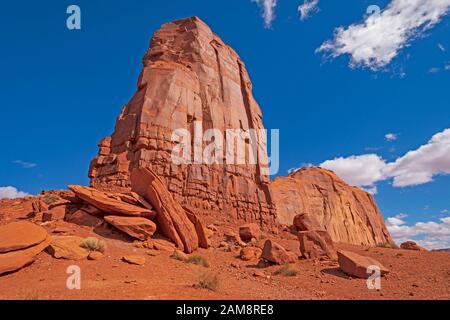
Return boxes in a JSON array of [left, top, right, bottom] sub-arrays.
[[47, 236, 89, 261], [0, 222, 48, 253], [131, 167, 199, 253], [104, 216, 157, 241], [337, 250, 389, 279], [0, 237, 51, 275], [401, 241, 427, 251], [68, 185, 155, 218], [298, 230, 337, 260], [261, 240, 297, 265], [89, 16, 275, 227], [0, 222, 51, 275], [239, 223, 261, 242], [270, 167, 394, 247]]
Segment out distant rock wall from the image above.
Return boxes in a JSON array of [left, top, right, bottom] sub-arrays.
[[270, 167, 395, 247]]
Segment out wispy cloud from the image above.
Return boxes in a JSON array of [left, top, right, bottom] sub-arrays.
[[386, 213, 450, 250], [438, 43, 446, 51], [0, 186, 29, 199], [385, 133, 398, 141], [317, 0, 450, 70], [298, 0, 320, 21], [13, 160, 37, 169], [319, 128, 450, 188], [252, 0, 278, 28]]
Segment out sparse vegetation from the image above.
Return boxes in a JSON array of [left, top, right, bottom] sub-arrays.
[[193, 271, 219, 291], [274, 264, 298, 277], [42, 194, 60, 205], [186, 255, 210, 268], [80, 237, 106, 253], [171, 250, 188, 262]]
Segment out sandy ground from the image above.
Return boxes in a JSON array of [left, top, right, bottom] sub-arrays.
[[0, 198, 449, 300]]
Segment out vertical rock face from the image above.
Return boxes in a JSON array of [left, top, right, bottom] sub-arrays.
[[89, 17, 275, 227], [270, 167, 395, 247]]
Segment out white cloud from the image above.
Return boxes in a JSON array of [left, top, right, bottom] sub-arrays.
[[321, 154, 387, 187], [317, 0, 450, 70], [385, 133, 398, 141], [252, 0, 278, 28], [438, 43, 446, 51], [320, 128, 450, 188], [385, 128, 450, 187], [0, 186, 29, 199], [13, 160, 37, 169], [298, 0, 320, 21], [386, 213, 450, 250]]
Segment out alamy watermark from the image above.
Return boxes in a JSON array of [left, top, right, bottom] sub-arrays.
[[66, 5, 81, 30], [367, 265, 381, 290], [171, 121, 279, 176]]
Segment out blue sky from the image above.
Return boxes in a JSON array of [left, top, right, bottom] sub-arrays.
[[1, 1, 449, 248]]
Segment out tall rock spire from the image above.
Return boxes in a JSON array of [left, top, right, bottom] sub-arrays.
[[89, 17, 276, 227]]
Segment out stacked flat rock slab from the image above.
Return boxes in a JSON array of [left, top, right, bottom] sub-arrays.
[[104, 216, 156, 241], [89, 16, 276, 227], [68, 185, 155, 218], [271, 167, 395, 247], [0, 222, 51, 275]]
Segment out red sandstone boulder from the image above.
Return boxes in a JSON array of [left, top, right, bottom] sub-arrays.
[[337, 250, 389, 279], [0, 236, 52, 275], [261, 240, 297, 265], [298, 230, 337, 260], [239, 223, 261, 242], [400, 241, 427, 251], [68, 185, 155, 218], [67, 209, 104, 228], [0, 222, 48, 253], [47, 236, 89, 261], [104, 216, 157, 241], [240, 247, 262, 261], [42, 205, 67, 222], [224, 231, 247, 247], [131, 167, 198, 253]]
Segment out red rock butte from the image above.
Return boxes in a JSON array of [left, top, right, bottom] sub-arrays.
[[89, 17, 276, 227]]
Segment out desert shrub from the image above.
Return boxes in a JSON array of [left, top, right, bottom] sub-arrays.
[[80, 237, 106, 253], [171, 250, 188, 262], [274, 264, 297, 277], [186, 255, 210, 268], [194, 272, 219, 291], [42, 194, 60, 205]]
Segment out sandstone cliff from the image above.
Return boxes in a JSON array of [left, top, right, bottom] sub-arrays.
[[270, 167, 395, 247], [89, 17, 276, 227]]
